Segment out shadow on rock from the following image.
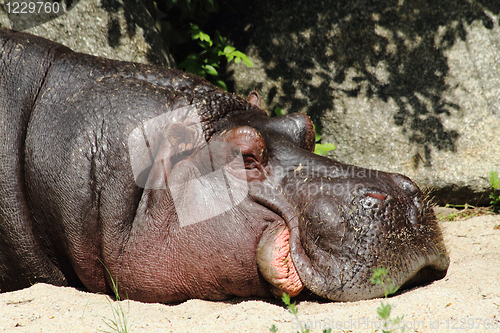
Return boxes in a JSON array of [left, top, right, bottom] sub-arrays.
[[212, 0, 498, 169]]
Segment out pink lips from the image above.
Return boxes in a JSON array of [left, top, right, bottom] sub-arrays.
[[256, 225, 304, 297]]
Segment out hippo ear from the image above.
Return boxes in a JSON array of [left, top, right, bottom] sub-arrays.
[[247, 91, 262, 108], [128, 107, 205, 190]]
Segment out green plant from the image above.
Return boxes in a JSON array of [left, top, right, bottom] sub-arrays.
[[490, 170, 500, 213], [369, 267, 405, 333], [439, 204, 477, 221], [282, 293, 310, 333], [313, 124, 336, 156], [273, 107, 336, 156], [179, 23, 253, 90], [269, 293, 332, 333], [100, 264, 130, 333]]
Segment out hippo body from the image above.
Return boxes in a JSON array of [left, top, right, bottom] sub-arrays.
[[0, 28, 449, 303]]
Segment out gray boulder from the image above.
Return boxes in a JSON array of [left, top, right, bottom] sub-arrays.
[[220, 0, 500, 205], [0, 0, 174, 67]]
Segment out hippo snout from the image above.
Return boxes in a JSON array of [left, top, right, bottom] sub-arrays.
[[268, 165, 450, 301]]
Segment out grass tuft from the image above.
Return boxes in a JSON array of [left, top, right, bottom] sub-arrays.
[[99, 262, 130, 333], [370, 267, 405, 333], [269, 293, 331, 333]]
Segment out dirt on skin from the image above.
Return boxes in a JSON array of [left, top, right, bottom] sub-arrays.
[[1, 211, 499, 333]]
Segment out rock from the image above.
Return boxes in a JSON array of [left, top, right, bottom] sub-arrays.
[[0, 0, 174, 67], [216, 0, 500, 205]]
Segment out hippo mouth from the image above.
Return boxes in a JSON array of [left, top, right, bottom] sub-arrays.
[[256, 222, 304, 297], [250, 185, 313, 298]]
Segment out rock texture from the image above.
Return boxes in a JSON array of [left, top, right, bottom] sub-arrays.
[[217, 0, 500, 205], [0, 0, 174, 67]]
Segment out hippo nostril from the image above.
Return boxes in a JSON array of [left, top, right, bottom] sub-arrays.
[[392, 174, 419, 197], [365, 192, 387, 200], [358, 191, 389, 210]]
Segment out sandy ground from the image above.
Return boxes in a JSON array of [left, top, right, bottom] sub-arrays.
[[1, 212, 499, 333]]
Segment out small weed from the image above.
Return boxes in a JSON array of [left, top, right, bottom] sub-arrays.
[[370, 267, 405, 333], [100, 264, 130, 333], [269, 293, 331, 333], [179, 23, 253, 90], [440, 204, 476, 221], [281, 293, 310, 333], [437, 203, 497, 221], [269, 324, 279, 332], [443, 212, 458, 221], [313, 124, 336, 156], [489, 170, 500, 213]]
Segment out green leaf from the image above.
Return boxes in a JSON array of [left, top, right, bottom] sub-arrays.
[[377, 302, 392, 320], [281, 293, 291, 306], [179, 59, 204, 76], [199, 31, 211, 43], [223, 45, 236, 54], [274, 107, 284, 116], [287, 302, 298, 316], [185, 53, 200, 61], [387, 280, 399, 295], [241, 54, 254, 67], [490, 170, 500, 189], [214, 80, 227, 91], [203, 64, 218, 76], [189, 23, 201, 40], [392, 315, 405, 325], [181, 65, 205, 78], [269, 324, 278, 332], [231, 51, 254, 68], [204, 58, 219, 68], [314, 143, 336, 155], [231, 50, 245, 57]]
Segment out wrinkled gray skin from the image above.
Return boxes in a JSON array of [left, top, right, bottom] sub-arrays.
[[0, 28, 449, 303]]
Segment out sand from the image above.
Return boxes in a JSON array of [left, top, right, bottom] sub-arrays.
[[1, 213, 499, 333]]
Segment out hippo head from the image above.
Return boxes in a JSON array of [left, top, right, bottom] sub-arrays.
[[253, 146, 450, 301], [126, 89, 450, 303]]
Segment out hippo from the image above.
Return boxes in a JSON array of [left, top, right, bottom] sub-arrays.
[[0, 28, 449, 303]]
